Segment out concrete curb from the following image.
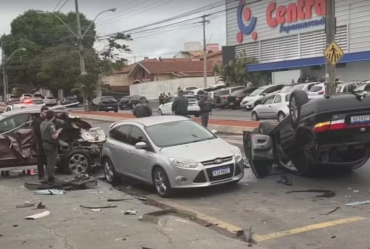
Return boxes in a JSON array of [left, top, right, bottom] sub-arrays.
[[70, 113, 256, 134]]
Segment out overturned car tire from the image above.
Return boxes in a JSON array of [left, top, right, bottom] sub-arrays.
[[289, 90, 309, 129], [63, 149, 92, 175]]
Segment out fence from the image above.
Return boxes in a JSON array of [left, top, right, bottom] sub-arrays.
[[129, 77, 219, 100]]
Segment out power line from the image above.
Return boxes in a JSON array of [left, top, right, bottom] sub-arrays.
[[96, 0, 148, 23], [57, 0, 69, 12], [53, 0, 63, 11]]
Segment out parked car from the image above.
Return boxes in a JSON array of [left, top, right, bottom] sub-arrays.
[[244, 89, 370, 178], [43, 96, 57, 106], [91, 96, 119, 112], [355, 82, 370, 92], [102, 116, 244, 197], [158, 95, 200, 117], [4, 103, 37, 112], [279, 82, 320, 93], [22, 98, 45, 106], [184, 86, 198, 91], [336, 82, 359, 94], [0, 108, 106, 174], [251, 93, 290, 122], [241, 84, 285, 110], [119, 95, 147, 110], [308, 83, 326, 99], [227, 87, 258, 109], [61, 96, 79, 107], [20, 94, 32, 102], [6, 95, 20, 104], [32, 93, 44, 99], [214, 87, 245, 108]]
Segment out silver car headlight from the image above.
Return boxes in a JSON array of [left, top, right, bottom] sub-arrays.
[[169, 158, 198, 168], [230, 145, 243, 161]]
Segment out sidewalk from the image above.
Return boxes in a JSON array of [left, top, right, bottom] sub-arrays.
[[0, 176, 262, 249], [69, 111, 260, 134]]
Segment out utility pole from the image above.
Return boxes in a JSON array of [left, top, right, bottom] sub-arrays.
[[325, 0, 336, 96], [1, 37, 6, 101], [200, 15, 210, 88], [75, 0, 86, 75]]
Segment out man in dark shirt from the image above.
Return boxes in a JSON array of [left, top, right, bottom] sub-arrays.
[[40, 110, 62, 183], [198, 95, 212, 127], [172, 90, 189, 117], [32, 106, 49, 180], [133, 97, 152, 118]]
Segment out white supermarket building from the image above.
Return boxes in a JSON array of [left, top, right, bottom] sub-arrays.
[[226, 0, 370, 82]]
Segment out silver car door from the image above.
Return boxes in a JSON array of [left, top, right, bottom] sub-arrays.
[[108, 125, 135, 176], [259, 95, 275, 118], [127, 126, 155, 183], [162, 97, 173, 115], [268, 94, 282, 118]]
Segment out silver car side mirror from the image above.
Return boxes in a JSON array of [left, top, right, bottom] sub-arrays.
[[135, 141, 147, 150]]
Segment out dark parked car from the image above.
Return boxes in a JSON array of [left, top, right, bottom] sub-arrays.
[[227, 87, 258, 109], [61, 96, 79, 107], [0, 108, 106, 174], [244, 89, 370, 178], [119, 95, 148, 110], [91, 96, 118, 112], [214, 87, 245, 108]]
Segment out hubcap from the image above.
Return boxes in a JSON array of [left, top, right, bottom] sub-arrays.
[[252, 113, 257, 120], [154, 171, 167, 195], [68, 154, 88, 174], [290, 97, 297, 121], [278, 113, 285, 122], [104, 161, 114, 182]]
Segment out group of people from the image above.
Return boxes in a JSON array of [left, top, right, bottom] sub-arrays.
[[158, 92, 171, 105]]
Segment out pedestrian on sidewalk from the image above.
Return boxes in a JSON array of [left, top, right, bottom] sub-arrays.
[[198, 95, 212, 127], [133, 97, 152, 118], [40, 110, 63, 184], [32, 106, 49, 180], [172, 90, 189, 117]]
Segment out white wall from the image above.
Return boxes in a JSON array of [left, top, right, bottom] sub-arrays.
[[130, 77, 218, 100], [272, 70, 301, 84], [310, 61, 370, 81]]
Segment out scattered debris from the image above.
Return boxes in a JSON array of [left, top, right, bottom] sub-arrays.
[[353, 190, 359, 193], [13, 225, 18, 227], [204, 222, 213, 227], [135, 196, 147, 201], [320, 206, 340, 215], [345, 200, 370, 206], [331, 236, 336, 239], [107, 198, 131, 202], [37, 202, 46, 209], [345, 195, 351, 198], [80, 205, 117, 209], [286, 190, 336, 198], [123, 209, 138, 215], [0, 234, 2, 237], [142, 247, 153, 249], [25, 176, 98, 191], [88, 191, 104, 194], [90, 209, 101, 212], [34, 189, 65, 195], [16, 202, 35, 208], [236, 226, 254, 243], [26, 211, 51, 220], [277, 175, 292, 186], [115, 238, 126, 241]]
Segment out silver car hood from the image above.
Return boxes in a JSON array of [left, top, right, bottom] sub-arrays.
[[159, 138, 233, 162]]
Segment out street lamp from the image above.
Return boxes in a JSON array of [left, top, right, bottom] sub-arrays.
[[2, 48, 26, 101]]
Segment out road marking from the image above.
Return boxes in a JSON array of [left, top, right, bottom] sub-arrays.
[[147, 195, 243, 233], [253, 216, 366, 242]]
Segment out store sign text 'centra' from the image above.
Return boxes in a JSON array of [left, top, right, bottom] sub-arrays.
[[266, 0, 326, 33]]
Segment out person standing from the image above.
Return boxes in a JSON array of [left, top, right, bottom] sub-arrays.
[[172, 90, 188, 117], [198, 95, 212, 127], [32, 106, 49, 180], [40, 110, 63, 184], [133, 97, 153, 118], [159, 93, 164, 105]]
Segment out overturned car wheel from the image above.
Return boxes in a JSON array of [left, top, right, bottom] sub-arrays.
[[63, 149, 92, 175], [289, 90, 309, 129]]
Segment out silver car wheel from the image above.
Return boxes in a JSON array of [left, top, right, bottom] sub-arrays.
[[154, 171, 167, 195], [278, 112, 286, 122], [104, 161, 114, 183], [252, 112, 258, 121], [290, 97, 298, 121], [68, 154, 88, 174]]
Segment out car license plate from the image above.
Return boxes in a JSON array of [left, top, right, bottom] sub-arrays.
[[212, 167, 230, 177], [351, 115, 370, 124]]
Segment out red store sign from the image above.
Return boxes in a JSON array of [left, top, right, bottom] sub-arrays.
[[266, 0, 326, 27]]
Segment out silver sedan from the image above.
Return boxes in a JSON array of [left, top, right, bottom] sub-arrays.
[[101, 116, 244, 197], [251, 93, 290, 122]]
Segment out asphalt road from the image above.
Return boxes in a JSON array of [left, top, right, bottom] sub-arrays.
[[89, 119, 370, 249]]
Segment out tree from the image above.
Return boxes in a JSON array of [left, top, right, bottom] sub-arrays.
[[99, 32, 132, 61], [213, 50, 266, 87]]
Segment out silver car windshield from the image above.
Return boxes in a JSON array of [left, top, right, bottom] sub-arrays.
[[146, 120, 216, 147], [249, 88, 265, 96]]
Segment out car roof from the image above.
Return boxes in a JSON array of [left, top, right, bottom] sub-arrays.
[[112, 115, 189, 128]]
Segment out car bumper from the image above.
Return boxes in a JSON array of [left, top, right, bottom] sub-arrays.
[[168, 158, 245, 189], [244, 103, 254, 109]]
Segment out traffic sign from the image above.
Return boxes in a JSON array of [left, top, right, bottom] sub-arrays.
[[324, 41, 344, 65]]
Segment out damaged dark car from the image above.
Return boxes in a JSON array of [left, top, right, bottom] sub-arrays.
[[244, 89, 370, 178], [0, 108, 106, 174]]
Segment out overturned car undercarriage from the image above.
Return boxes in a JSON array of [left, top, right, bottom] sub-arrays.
[[0, 109, 106, 174], [244, 89, 370, 178]]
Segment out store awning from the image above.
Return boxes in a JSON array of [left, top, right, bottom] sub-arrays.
[[247, 51, 370, 72]]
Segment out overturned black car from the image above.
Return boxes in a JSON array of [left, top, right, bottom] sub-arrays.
[[244, 89, 370, 177], [0, 108, 106, 174]]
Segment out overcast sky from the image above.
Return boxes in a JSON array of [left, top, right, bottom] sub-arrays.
[[0, 0, 226, 64]]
